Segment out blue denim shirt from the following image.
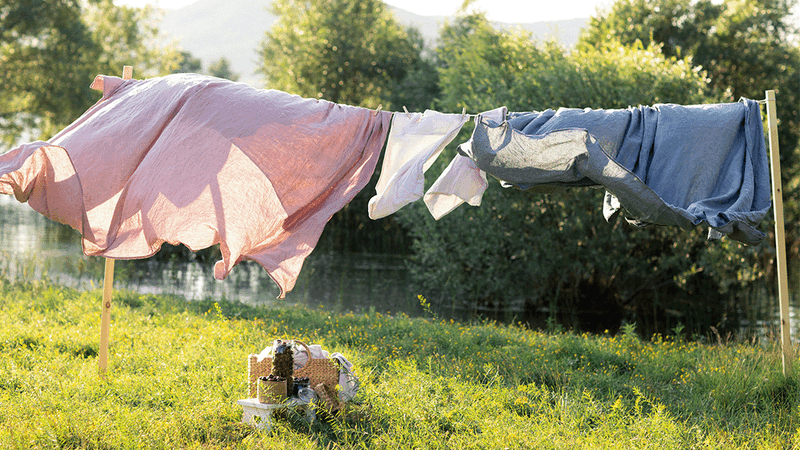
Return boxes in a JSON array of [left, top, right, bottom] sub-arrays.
[[460, 99, 770, 245]]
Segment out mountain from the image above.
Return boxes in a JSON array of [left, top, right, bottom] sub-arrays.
[[159, 0, 277, 85], [158, 0, 588, 87], [389, 8, 587, 48]]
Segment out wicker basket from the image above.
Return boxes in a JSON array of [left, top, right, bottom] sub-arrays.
[[248, 340, 340, 398], [257, 377, 287, 404], [313, 382, 341, 413]]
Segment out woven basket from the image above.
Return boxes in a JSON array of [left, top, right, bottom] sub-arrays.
[[313, 382, 341, 413], [257, 377, 287, 404], [248, 340, 339, 398]]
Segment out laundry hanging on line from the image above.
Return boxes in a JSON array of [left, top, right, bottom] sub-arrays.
[[368, 109, 468, 219], [426, 100, 771, 245], [421, 107, 505, 219], [0, 73, 392, 298], [0, 72, 773, 299]]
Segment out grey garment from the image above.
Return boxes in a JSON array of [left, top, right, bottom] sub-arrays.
[[460, 99, 771, 245]]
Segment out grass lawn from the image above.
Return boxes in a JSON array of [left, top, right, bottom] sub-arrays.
[[0, 279, 797, 449]]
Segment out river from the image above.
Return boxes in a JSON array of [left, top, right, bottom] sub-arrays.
[[0, 194, 417, 315], [1, 194, 797, 341]]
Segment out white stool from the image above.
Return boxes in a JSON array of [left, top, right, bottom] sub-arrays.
[[237, 397, 315, 431]]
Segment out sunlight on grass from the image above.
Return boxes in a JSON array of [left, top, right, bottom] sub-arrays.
[[0, 279, 796, 449]]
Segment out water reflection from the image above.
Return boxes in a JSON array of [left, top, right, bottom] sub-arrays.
[[1, 195, 797, 341], [0, 195, 417, 315]]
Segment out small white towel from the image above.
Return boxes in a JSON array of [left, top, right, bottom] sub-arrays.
[[368, 110, 468, 219], [423, 107, 507, 219]]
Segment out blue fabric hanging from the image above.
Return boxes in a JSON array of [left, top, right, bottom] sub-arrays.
[[460, 99, 771, 245]]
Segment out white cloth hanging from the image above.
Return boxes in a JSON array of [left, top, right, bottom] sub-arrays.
[[423, 154, 487, 220], [368, 110, 468, 219], [423, 107, 506, 220]]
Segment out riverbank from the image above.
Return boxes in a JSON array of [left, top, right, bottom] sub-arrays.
[[0, 279, 797, 449]]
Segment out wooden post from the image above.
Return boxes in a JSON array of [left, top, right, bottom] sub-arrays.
[[98, 258, 114, 373], [765, 89, 793, 376], [98, 65, 132, 374]]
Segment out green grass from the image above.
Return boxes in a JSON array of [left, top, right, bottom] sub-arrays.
[[0, 279, 798, 449]]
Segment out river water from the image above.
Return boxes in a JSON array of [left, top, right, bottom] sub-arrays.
[[0, 195, 418, 315], [1, 194, 798, 341]]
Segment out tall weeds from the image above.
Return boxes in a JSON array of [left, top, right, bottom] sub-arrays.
[[0, 279, 796, 449]]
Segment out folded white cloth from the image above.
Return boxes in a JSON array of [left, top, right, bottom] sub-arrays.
[[257, 342, 329, 372], [331, 352, 359, 402]]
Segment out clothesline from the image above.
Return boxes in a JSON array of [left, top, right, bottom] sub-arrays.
[[383, 90, 789, 376], [388, 105, 480, 119], [390, 105, 470, 118], [388, 98, 770, 117], [372, 104, 481, 118]]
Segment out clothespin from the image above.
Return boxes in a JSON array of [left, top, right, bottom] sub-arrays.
[[96, 65, 132, 92], [461, 107, 466, 118], [403, 106, 411, 117], [373, 104, 382, 116]]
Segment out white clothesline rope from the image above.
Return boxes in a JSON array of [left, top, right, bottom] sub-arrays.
[[392, 98, 770, 117], [396, 105, 478, 119]]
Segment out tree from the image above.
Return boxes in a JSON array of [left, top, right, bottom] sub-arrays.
[[172, 50, 202, 74], [257, 0, 439, 255], [207, 57, 240, 81], [396, 12, 765, 337], [257, 0, 426, 108], [385, 27, 441, 113], [0, 0, 181, 146], [580, 0, 800, 238]]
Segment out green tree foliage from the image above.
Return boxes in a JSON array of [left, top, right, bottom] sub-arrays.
[[172, 50, 202, 74], [580, 0, 800, 234], [436, 13, 710, 112], [207, 57, 240, 81], [0, 0, 181, 146], [385, 27, 441, 113], [397, 12, 768, 336], [257, 0, 430, 109], [581, 0, 799, 105], [258, 0, 440, 254]]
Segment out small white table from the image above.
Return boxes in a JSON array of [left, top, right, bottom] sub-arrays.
[[237, 397, 315, 430]]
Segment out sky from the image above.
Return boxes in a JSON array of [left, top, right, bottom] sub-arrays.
[[115, 0, 609, 23]]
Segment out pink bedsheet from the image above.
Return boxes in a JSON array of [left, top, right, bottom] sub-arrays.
[[0, 74, 392, 297]]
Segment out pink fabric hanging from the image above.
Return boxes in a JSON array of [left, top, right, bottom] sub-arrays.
[[0, 74, 392, 298]]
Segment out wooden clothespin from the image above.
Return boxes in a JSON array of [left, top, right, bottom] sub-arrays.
[[373, 104, 382, 116], [403, 106, 411, 117], [461, 107, 466, 118], [122, 65, 133, 80]]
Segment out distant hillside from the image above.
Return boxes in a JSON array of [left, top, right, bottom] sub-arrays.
[[390, 8, 587, 48], [158, 0, 588, 87], [159, 0, 277, 86]]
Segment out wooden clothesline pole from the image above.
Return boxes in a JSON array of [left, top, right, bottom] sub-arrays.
[[98, 65, 132, 375], [98, 257, 114, 374], [765, 89, 793, 377]]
